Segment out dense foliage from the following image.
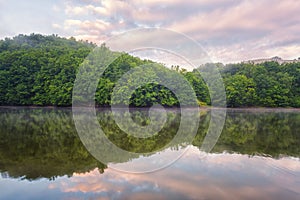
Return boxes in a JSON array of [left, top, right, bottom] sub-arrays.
[[0, 34, 95, 106], [0, 34, 299, 107], [220, 62, 300, 107]]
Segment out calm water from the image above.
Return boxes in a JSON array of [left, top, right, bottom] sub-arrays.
[[0, 107, 299, 199]]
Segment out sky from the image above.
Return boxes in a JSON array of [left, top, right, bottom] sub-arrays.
[[0, 0, 299, 63]]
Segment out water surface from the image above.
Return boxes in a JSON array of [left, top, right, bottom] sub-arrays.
[[0, 108, 299, 199]]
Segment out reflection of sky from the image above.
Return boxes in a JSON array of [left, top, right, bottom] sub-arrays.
[[1, 146, 299, 199]]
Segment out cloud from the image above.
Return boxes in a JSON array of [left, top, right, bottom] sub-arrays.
[[0, 0, 69, 38], [54, 0, 300, 63], [173, 0, 300, 62], [64, 19, 83, 28], [0, 0, 299, 63]]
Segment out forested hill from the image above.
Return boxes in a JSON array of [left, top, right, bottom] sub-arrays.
[[219, 61, 300, 107], [0, 34, 95, 106], [0, 34, 299, 107]]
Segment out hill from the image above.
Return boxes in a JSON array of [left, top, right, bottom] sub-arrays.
[[0, 34, 299, 107]]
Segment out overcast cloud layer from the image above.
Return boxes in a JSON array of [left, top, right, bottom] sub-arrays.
[[0, 0, 299, 63]]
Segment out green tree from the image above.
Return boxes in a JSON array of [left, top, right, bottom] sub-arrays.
[[225, 74, 257, 107]]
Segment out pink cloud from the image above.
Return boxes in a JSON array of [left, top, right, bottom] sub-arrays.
[[57, 0, 299, 63]]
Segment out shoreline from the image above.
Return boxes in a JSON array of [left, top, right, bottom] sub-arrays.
[[1, 105, 300, 112]]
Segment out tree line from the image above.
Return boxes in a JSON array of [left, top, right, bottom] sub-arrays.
[[0, 34, 299, 107]]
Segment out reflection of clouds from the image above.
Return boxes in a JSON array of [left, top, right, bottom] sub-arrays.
[[49, 146, 300, 199]]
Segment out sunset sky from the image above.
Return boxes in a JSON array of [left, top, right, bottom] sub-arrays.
[[0, 0, 299, 63]]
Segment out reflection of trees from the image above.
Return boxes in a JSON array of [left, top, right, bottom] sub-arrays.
[[0, 108, 299, 181], [0, 108, 106, 181], [211, 111, 300, 157], [98, 108, 187, 153]]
